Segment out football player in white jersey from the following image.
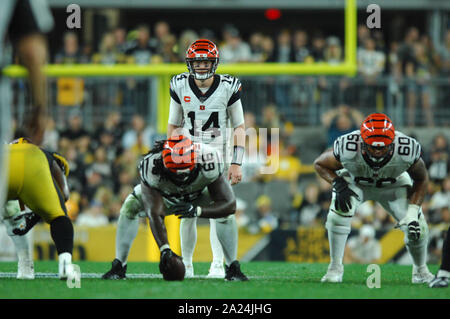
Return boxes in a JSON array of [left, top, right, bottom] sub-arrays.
[[103, 136, 248, 281], [166, 39, 246, 278], [314, 113, 434, 284]]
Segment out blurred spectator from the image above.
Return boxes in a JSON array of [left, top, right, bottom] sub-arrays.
[[121, 114, 156, 151], [242, 138, 266, 183], [260, 35, 275, 62], [94, 110, 124, 142], [358, 37, 385, 78], [59, 109, 90, 147], [42, 117, 59, 152], [220, 26, 252, 63], [249, 195, 279, 234], [92, 32, 124, 65], [310, 31, 326, 62], [429, 175, 450, 216], [151, 21, 171, 56], [63, 144, 87, 194], [372, 203, 396, 231], [265, 139, 315, 194], [437, 29, 450, 76], [76, 200, 109, 227], [324, 36, 342, 64], [321, 104, 364, 148], [125, 24, 156, 64], [86, 146, 114, 188], [80, 170, 104, 210], [235, 198, 250, 229], [271, 29, 294, 108], [425, 134, 450, 184], [260, 104, 280, 151], [158, 34, 179, 63], [398, 26, 420, 70], [344, 224, 381, 264], [199, 28, 218, 44], [113, 26, 129, 54], [407, 42, 434, 126], [272, 29, 292, 63], [249, 32, 265, 62], [54, 31, 89, 64], [289, 182, 322, 227], [291, 30, 311, 63], [357, 24, 371, 49], [357, 37, 386, 108], [177, 29, 199, 62]]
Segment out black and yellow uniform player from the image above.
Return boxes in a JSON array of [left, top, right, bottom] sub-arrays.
[[6, 137, 75, 279]]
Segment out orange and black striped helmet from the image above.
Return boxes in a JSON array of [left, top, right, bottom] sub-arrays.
[[360, 113, 395, 147], [185, 39, 219, 80], [162, 135, 197, 175]]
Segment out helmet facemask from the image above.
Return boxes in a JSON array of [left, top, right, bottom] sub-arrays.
[[186, 57, 218, 80], [362, 142, 394, 165]]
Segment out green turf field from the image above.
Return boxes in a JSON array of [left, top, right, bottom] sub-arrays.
[[0, 261, 448, 299]]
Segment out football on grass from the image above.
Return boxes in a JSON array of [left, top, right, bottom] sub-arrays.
[[162, 255, 186, 281]]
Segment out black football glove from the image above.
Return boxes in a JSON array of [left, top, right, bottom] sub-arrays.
[[171, 203, 199, 219], [159, 248, 183, 280], [332, 177, 360, 213], [12, 212, 41, 235], [159, 248, 174, 275]]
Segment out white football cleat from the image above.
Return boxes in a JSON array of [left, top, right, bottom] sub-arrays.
[[184, 263, 194, 278], [207, 261, 225, 279], [58, 252, 74, 280], [412, 265, 434, 284], [17, 260, 34, 280], [321, 264, 344, 283]]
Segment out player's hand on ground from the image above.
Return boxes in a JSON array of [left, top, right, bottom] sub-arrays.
[[172, 202, 199, 218], [228, 164, 242, 185], [332, 177, 359, 213]]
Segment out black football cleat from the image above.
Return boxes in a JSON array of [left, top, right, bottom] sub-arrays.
[[102, 259, 127, 280], [225, 261, 249, 281], [429, 276, 449, 288]]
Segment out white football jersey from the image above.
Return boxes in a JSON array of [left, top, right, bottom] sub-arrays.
[[138, 143, 224, 207], [169, 73, 243, 163], [333, 130, 422, 188]]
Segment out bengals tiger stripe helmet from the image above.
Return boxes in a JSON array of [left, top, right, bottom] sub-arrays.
[[360, 113, 395, 167], [162, 135, 198, 183], [186, 39, 219, 80]]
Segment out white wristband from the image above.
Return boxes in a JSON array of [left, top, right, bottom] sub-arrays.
[[159, 244, 170, 252], [406, 204, 420, 219], [196, 206, 202, 217]]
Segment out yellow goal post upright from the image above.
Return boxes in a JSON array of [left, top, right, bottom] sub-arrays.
[[3, 0, 357, 260]]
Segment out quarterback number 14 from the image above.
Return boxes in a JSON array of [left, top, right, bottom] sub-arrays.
[[187, 111, 220, 137]]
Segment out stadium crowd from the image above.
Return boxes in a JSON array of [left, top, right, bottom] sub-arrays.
[[49, 22, 450, 126]]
